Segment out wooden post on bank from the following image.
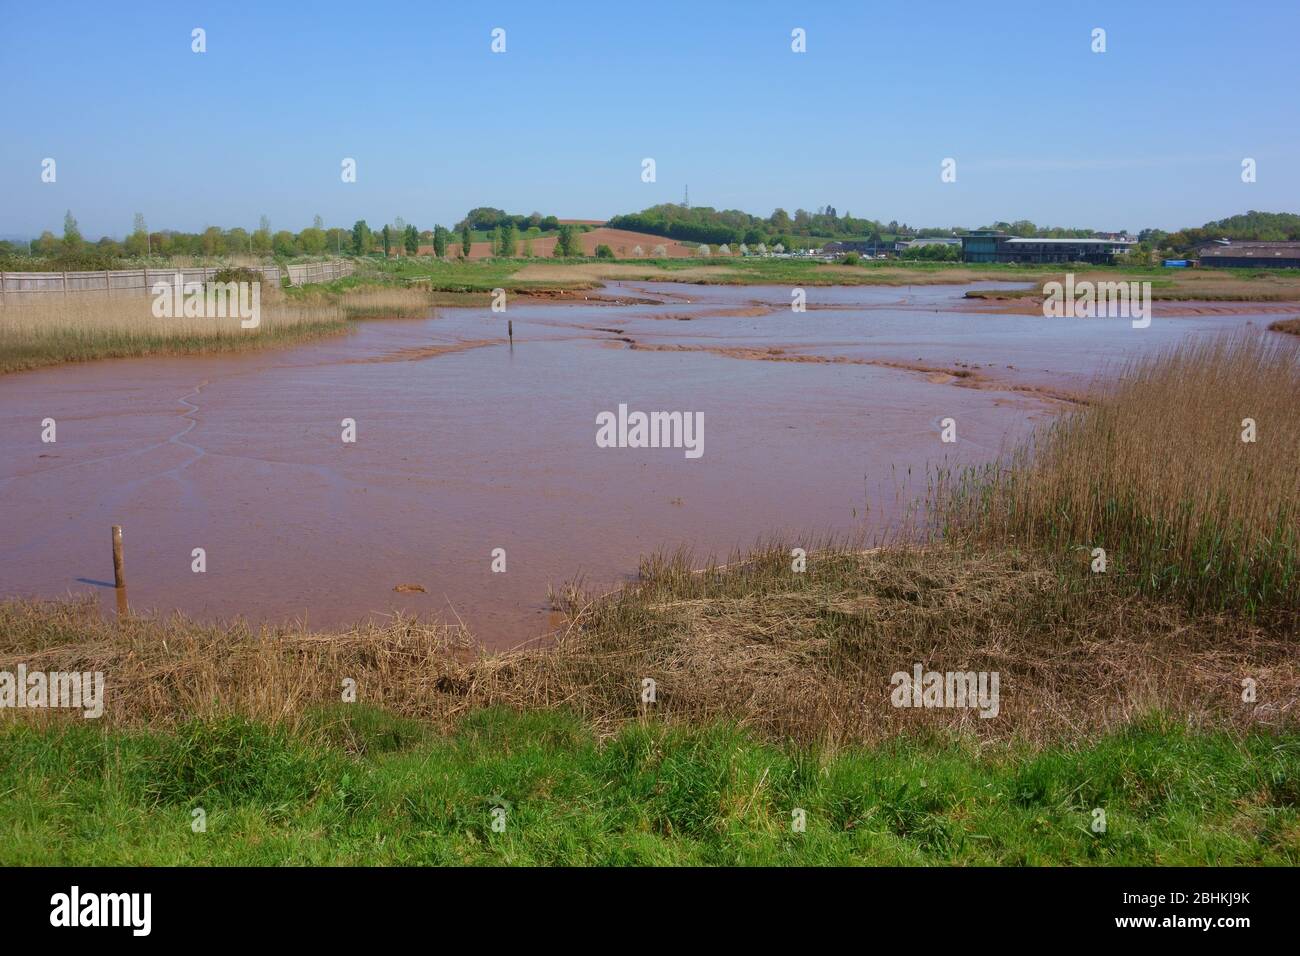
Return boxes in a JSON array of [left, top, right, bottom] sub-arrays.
[[111, 525, 127, 616], [111, 525, 126, 589]]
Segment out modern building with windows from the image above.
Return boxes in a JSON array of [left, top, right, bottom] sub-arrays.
[[960, 232, 1135, 264]]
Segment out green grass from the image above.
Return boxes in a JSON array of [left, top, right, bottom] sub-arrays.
[[376, 257, 567, 291], [2, 707, 1295, 865]]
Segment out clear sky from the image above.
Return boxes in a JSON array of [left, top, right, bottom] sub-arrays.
[[3, 0, 1298, 238]]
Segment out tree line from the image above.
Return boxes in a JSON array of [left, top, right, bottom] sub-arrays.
[[5, 207, 1295, 269], [0, 208, 593, 269], [455, 207, 562, 233], [607, 204, 1130, 247]]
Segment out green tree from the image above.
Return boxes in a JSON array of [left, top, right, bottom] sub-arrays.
[[491, 225, 503, 256], [433, 225, 449, 258], [62, 210, 83, 254], [500, 223, 517, 257], [325, 227, 349, 254], [33, 230, 60, 256], [595, 244, 614, 259], [460, 223, 472, 257], [253, 216, 273, 254], [351, 220, 372, 255], [298, 227, 328, 254], [125, 215, 149, 258], [403, 224, 420, 255], [227, 227, 251, 255], [382, 224, 392, 256], [272, 230, 299, 256], [201, 226, 225, 256], [555, 224, 584, 257]]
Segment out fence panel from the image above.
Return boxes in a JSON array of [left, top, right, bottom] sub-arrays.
[[284, 260, 355, 285], [0, 262, 356, 299]]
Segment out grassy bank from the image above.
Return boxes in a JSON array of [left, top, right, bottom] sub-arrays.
[[2, 708, 1295, 865]]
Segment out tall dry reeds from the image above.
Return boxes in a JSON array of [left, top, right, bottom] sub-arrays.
[[0, 285, 432, 373], [935, 331, 1300, 622], [0, 290, 345, 373]]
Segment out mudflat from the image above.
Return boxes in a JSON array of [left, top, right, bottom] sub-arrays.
[[0, 280, 1285, 647]]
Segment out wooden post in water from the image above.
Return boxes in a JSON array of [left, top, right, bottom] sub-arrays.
[[508, 319, 513, 347]]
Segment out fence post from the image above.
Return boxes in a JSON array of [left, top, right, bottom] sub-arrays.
[[105, 269, 112, 297], [62, 271, 68, 296], [111, 525, 126, 589]]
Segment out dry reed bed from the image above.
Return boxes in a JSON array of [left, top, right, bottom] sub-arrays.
[[0, 286, 435, 373], [335, 287, 435, 320], [3, 545, 1294, 746], [0, 289, 315, 338]]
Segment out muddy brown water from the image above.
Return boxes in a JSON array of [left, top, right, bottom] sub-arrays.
[[0, 281, 1280, 648]]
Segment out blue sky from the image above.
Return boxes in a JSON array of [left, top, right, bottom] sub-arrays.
[[2, 0, 1297, 238]]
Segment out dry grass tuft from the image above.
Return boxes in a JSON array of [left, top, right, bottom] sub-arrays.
[[0, 599, 475, 727], [333, 286, 434, 320], [4, 543, 1294, 745]]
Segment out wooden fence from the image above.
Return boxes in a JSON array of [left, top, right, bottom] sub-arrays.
[[0, 259, 355, 298], [284, 259, 355, 285]]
